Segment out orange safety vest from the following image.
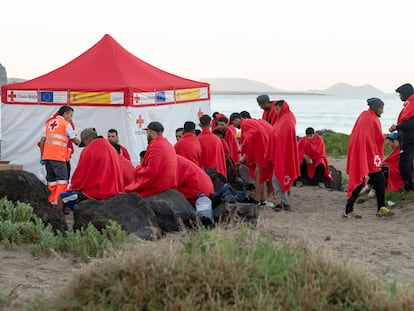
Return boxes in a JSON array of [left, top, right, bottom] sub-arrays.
[[42, 116, 71, 161]]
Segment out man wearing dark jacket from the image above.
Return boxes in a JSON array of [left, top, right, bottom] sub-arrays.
[[389, 83, 414, 191]]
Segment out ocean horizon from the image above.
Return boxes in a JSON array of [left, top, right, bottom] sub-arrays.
[[211, 94, 401, 136]]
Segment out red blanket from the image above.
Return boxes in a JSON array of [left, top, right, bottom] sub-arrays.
[[261, 102, 278, 125], [264, 103, 300, 192], [346, 109, 384, 197], [125, 136, 177, 197], [174, 132, 202, 167], [297, 134, 330, 179], [70, 138, 124, 199], [383, 147, 403, 191], [198, 128, 227, 178], [397, 94, 414, 123], [176, 155, 214, 205]]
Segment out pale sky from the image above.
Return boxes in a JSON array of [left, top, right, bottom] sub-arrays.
[[1, 0, 413, 93]]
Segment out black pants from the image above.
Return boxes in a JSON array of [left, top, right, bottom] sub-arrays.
[[299, 161, 324, 185], [399, 142, 414, 191], [345, 171, 385, 214]]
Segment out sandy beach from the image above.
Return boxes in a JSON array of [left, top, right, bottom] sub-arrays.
[[1, 156, 413, 309]]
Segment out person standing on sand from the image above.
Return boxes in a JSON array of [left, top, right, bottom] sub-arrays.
[[345, 98, 392, 218], [389, 83, 414, 191]]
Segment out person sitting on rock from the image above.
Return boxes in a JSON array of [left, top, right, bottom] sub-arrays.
[[296, 127, 331, 188], [125, 121, 177, 197], [57, 128, 124, 212]]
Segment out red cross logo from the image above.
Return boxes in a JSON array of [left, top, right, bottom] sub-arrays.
[[8, 91, 17, 102], [133, 94, 140, 104], [284, 175, 291, 185], [374, 155, 381, 167], [136, 115, 144, 128], [197, 108, 203, 118], [49, 120, 59, 131]]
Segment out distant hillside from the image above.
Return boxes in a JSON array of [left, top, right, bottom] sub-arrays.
[[310, 82, 388, 97], [201, 78, 283, 94], [7, 77, 26, 84]]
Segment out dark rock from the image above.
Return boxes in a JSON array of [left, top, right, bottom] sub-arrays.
[[327, 165, 343, 191], [213, 202, 260, 226], [143, 189, 196, 232], [73, 193, 161, 240], [0, 170, 67, 232], [204, 167, 227, 192]]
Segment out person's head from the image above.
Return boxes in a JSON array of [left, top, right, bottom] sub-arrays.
[[212, 128, 225, 139], [217, 116, 229, 129], [199, 114, 212, 128], [107, 128, 119, 144], [240, 110, 251, 119], [256, 94, 272, 111], [110, 141, 121, 154], [386, 132, 399, 149], [230, 112, 242, 129], [275, 100, 285, 115], [144, 121, 164, 143], [367, 97, 384, 117], [305, 127, 315, 139], [175, 127, 184, 141], [183, 121, 196, 133], [395, 83, 414, 102], [139, 150, 146, 162], [57, 106, 74, 122], [79, 128, 98, 147]]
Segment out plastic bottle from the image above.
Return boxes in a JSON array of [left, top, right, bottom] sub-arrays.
[[195, 193, 214, 226]]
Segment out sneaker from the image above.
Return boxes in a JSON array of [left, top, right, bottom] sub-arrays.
[[273, 204, 283, 212], [343, 211, 362, 219], [283, 204, 291, 211], [358, 184, 372, 196], [376, 206, 394, 217], [264, 201, 275, 208], [295, 181, 304, 187], [318, 182, 325, 189], [366, 189, 376, 198]]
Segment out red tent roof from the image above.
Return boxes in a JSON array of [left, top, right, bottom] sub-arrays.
[[3, 34, 208, 92]]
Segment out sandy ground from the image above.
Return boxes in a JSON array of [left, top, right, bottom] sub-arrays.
[[1, 157, 413, 309]]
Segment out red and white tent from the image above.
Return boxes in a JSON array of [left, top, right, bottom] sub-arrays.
[[1, 34, 210, 180]]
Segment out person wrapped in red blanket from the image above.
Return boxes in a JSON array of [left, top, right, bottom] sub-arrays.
[[297, 127, 331, 188], [344, 98, 392, 218]]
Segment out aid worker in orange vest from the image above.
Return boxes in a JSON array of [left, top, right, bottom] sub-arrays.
[[38, 106, 80, 207]]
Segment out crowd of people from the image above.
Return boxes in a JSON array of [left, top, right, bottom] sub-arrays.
[[38, 82, 414, 219]]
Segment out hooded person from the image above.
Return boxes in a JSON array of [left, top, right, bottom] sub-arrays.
[[257, 94, 278, 125], [344, 98, 392, 218], [264, 100, 300, 211], [383, 132, 403, 192], [389, 83, 414, 191]]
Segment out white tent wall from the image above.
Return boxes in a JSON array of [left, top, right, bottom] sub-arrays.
[[1, 101, 211, 182]]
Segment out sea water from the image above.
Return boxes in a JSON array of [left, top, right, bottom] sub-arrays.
[[210, 94, 401, 136]]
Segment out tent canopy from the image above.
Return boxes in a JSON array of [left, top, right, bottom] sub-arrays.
[[1, 34, 209, 106], [1, 34, 210, 179]]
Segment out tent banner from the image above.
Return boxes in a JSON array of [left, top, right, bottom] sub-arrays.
[[6, 90, 38, 103], [175, 87, 209, 102], [132, 90, 175, 105], [70, 91, 124, 105], [39, 91, 68, 103]]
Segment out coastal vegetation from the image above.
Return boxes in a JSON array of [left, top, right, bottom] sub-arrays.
[[34, 227, 414, 310]]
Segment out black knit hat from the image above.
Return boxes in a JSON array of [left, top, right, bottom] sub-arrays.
[[395, 83, 414, 101]]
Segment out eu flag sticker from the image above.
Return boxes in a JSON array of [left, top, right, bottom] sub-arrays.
[[156, 92, 166, 103], [40, 92, 54, 103]]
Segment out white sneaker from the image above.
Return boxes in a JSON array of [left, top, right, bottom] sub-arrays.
[[367, 189, 376, 198], [359, 184, 372, 196]]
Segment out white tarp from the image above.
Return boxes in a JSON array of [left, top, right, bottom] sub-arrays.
[[1, 101, 211, 182]]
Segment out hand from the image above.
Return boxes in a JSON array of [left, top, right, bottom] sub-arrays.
[[389, 124, 397, 132]]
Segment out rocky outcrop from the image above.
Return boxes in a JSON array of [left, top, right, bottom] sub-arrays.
[[0, 63, 7, 86], [0, 170, 67, 233], [73, 193, 161, 240]]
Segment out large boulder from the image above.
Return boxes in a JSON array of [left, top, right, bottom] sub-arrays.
[[204, 168, 227, 192], [0, 170, 67, 232], [143, 189, 196, 233], [73, 193, 161, 240]]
